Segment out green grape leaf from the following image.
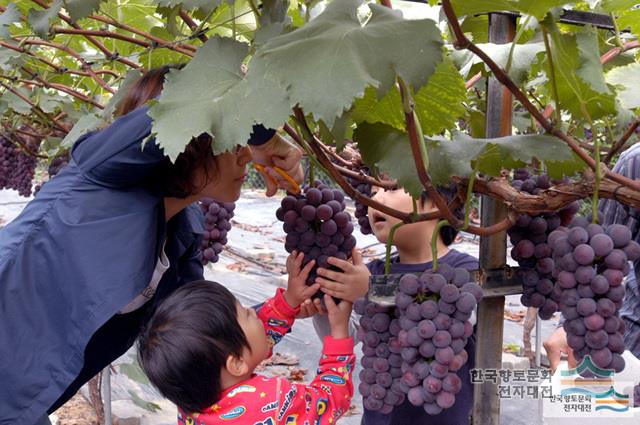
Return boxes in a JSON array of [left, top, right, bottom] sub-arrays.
[[150, 0, 223, 14], [452, 0, 573, 19], [156, 5, 185, 37], [616, 9, 640, 38], [249, 0, 444, 128], [355, 123, 584, 192], [61, 113, 103, 148], [0, 45, 23, 70], [63, 0, 103, 21], [547, 25, 616, 120], [148, 37, 287, 160], [456, 42, 545, 86], [575, 29, 609, 94], [3, 87, 33, 114], [353, 123, 424, 198], [600, 0, 639, 11], [450, 0, 513, 16], [435, 133, 585, 184], [352, 86, 405, 131], [38, 92, 63, 114], [352, 59, 467, 136], [28, 0, 62, 39], [606, 62, 640, 110], [0, 3, 20, 39]]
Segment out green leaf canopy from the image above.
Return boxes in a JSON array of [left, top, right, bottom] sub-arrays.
[[354, 123, 585, 196], [246, 0, 444, 127]]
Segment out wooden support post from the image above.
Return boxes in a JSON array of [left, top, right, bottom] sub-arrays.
[[472, 12, 517, 425]]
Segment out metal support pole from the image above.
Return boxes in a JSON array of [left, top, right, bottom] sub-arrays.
[[535, 315, 542, 368], [472, 13, 516, 425], [101, 366, 112, 425]]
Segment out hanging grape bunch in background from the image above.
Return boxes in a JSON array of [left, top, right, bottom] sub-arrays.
[[508, 169, 579, 319], [347, 170, 373, 235], [0, 133, 41, 197], [276, 182, 356, 288], [550, 219, 640, 371], [198, 198, 235, 265]]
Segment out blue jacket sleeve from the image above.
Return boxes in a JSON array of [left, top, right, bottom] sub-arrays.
[[71, 106, 275, 188]]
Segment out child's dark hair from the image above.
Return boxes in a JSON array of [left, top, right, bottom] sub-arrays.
[[138, 280, 249, 413], [420, 183, 463, 246]]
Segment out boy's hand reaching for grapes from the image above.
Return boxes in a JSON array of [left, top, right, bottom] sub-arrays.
[[316, 249, 370, 302], [296, 297, 325, 319], [324, 294, 352, 339], [284, 251, 320, 308]]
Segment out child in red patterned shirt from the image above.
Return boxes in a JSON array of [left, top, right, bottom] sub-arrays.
[[138, 251, 355, 425]]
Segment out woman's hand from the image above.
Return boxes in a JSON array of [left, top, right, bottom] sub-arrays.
[[250, 134, 303, 196], [316, 249, 370, 303], [543, 327, 577, 373], [283, 251, 319, 308]]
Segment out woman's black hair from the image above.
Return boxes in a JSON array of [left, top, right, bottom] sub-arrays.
[[138, 280, 249, 413], [115, 64, 219, 199], [420, 183, 463, 246]]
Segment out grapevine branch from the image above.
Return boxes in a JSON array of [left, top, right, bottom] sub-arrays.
[[180, 10, 209, 43], [50, 27, 194, 57], [88, 14, 197, 52], [0, 82, 70, 132], [0, 40, 118, 83], [16, 38, 121, 86], [1, 73, 104, 109], [285, 114, 443, 223], [603, 118, 640, 165], [453, 171, 640, 213], [30, 0, 141, 69], [441, 0, 640, 192], [398, 79, 462, 228], [289, 108, 515, 237]]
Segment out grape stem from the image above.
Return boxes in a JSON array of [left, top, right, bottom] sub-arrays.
[[397, 77, 461, 228], [309, 160, 315, 186], [431, 220, 450, 272], [384, 222, 403, 275], [463, 164, 478, 230]]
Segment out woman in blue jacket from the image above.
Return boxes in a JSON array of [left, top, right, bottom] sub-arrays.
[[0, 66, 303, 424]]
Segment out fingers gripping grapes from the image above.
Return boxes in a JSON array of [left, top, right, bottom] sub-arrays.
[[284, 251, 319, 308], [276, 182, 357, 300], [316, 249, 371, 302]]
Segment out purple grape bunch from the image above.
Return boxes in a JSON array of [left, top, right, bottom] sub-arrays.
[[198, 198, 235, 265], [276, 182, 356, 286], [346, 172, 373, 235], [550, 218, 640, 371], [34, 152, 70, 194], [508, 169, 579, 319], [354, 298, 405, 414], [0, 135, 40, 197], [357, 265, 482, 415]]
